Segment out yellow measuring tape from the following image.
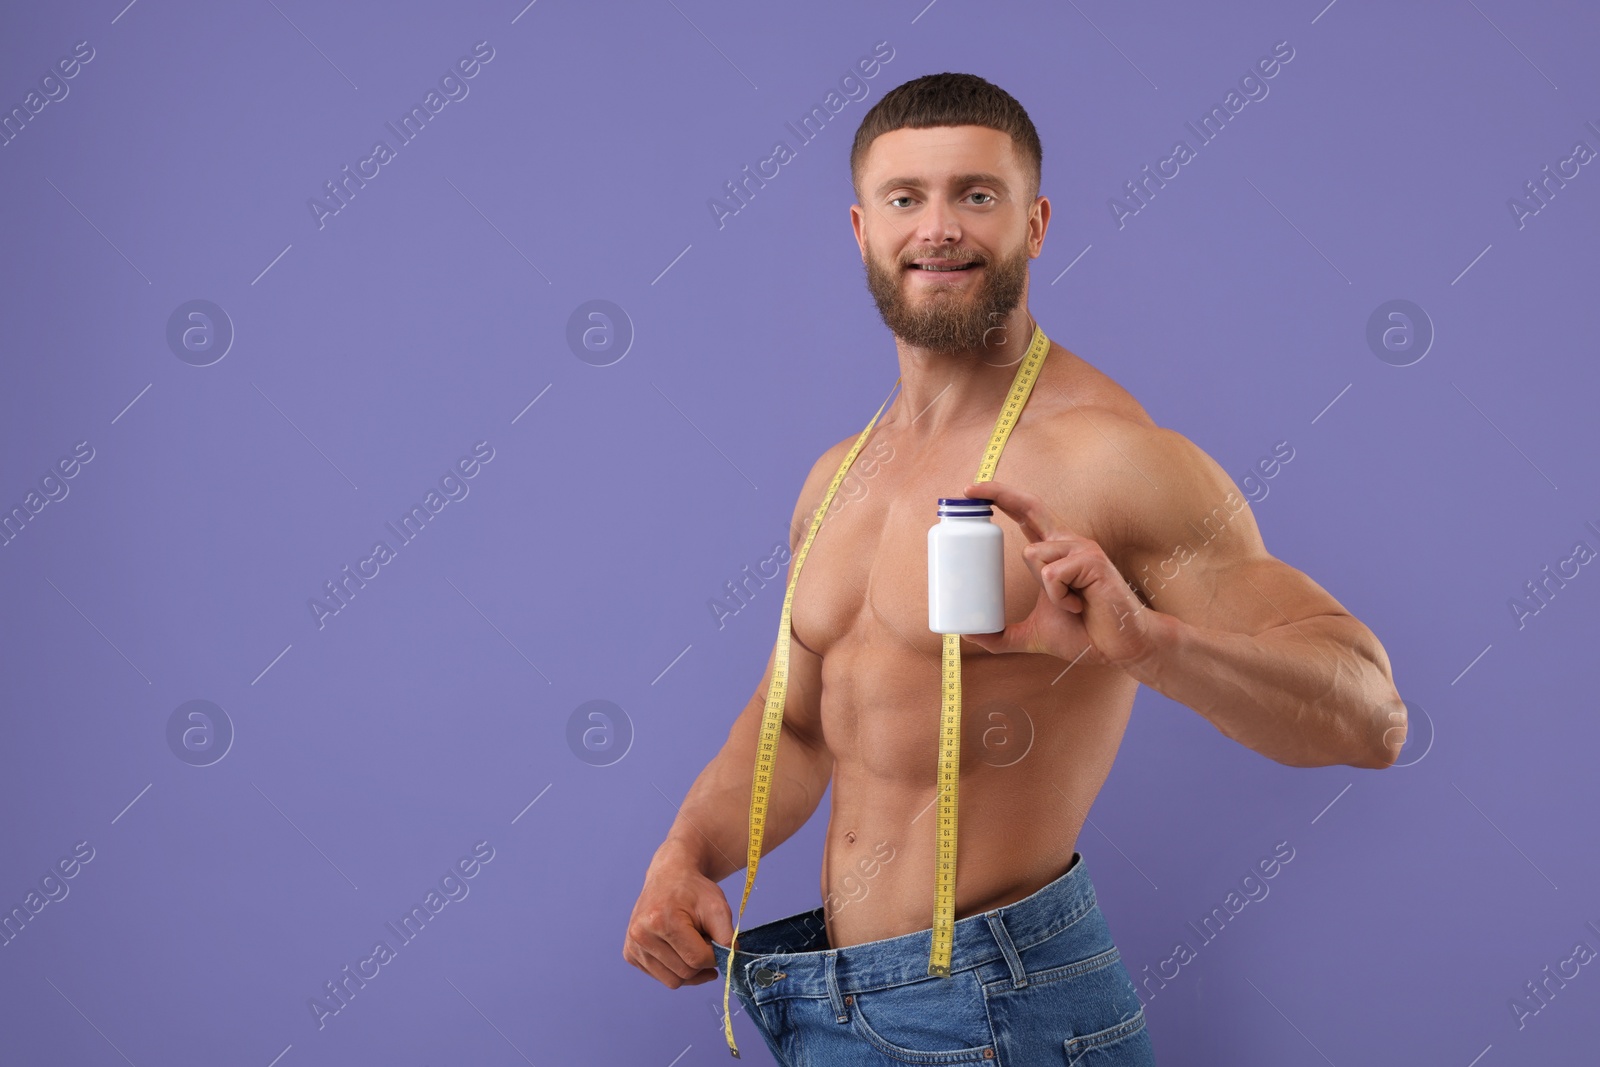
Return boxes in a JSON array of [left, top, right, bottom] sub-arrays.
[[723, 323, 1051, 1057]]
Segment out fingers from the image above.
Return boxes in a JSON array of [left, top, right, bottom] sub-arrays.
[[962, 479, 1077, 544], [697, 893, 735, 948], [626, 937, 718, 987], [626, 925, 715, 987], [1039, 559, 1086, 611], [1025, 541, 1094, 609], [625, 893, 729, 989], [623, 940, 674, 985], [963, 479, 1044, 541], [1022, 539, 1079, 580], [660, 914, 720, 975], [623, 937, 682, 985]]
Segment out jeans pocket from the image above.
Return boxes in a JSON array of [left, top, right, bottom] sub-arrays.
[[847, 973, 998, 1064], [988, 933, 1152, 1065], [1061, 1006, 1152, 1066]]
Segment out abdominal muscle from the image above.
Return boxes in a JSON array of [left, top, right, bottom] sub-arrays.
[[814, 646, 1139, 950]]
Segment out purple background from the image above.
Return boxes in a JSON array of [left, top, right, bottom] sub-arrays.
[[3, 1, 1597, 1064]]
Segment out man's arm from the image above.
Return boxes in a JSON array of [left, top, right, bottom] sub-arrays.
[[655, 436, 852, 878], [627, 637, 831, 987], [625, 442, 845, 988], [656, 632, 833, 881], [1101, 423, 1404, 769]]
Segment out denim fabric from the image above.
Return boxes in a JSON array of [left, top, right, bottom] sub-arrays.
[[711, 852, 1155, 1066]]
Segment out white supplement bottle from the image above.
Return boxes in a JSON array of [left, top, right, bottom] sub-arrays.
[[928, 497, 1005, 634]]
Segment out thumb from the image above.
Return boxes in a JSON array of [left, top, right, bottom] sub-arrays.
[[699, 886, 735, 946], [963, 628, 1014, 655]]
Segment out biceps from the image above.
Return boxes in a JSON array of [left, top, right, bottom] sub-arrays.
[[1143, 553, 1346, 636]]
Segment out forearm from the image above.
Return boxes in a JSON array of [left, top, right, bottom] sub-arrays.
[[1124, 609, 1402, 769], [659, 711, 831, 882]]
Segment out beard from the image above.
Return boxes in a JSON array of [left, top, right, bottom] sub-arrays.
[[863, 238, 1030, 354]]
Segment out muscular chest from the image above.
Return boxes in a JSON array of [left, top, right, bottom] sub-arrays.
[[788, 428, 1099, 662]]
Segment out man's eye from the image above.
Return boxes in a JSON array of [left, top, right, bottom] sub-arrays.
[[889, 196, 913, 208], [969, 193, 995, 204]]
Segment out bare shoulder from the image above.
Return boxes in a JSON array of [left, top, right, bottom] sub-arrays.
[[1024, 345, 1164, 498], [1032, 349, 1261, 567], [1039, 345, 1158, 430]]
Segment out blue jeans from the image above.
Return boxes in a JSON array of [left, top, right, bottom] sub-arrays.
[[711, 852, 1155, 1065]]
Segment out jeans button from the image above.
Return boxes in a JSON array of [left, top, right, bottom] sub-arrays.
[[753, 967, 786, 987]]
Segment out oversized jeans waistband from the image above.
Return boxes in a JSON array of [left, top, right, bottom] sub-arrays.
[[719, 851, 1096, 1001]]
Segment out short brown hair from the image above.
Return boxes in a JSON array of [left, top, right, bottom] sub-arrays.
[[850, 72, 1043, 203]]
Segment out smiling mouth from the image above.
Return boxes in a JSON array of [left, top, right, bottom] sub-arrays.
[[908, 262, 981, 272]]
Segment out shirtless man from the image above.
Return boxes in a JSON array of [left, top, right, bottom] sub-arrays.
[[625, 72, 1404, 1065]]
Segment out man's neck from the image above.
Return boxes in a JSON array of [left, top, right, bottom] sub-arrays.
[[883, 307, 1039, 441]]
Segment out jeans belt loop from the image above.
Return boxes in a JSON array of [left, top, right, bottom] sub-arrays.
[[986, 910, 1028, 989], [825, 950, 849, 1023]]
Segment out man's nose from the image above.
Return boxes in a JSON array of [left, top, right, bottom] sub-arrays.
[[916, 198, 961, 245]]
